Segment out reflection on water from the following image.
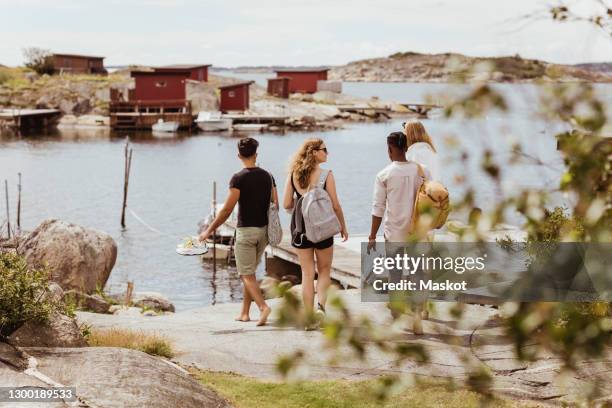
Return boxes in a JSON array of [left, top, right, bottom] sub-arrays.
[[1, 82, 610, 310]]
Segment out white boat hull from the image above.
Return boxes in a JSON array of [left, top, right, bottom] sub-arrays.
[[152, 121, 180, 132], [196, 119, 233, 131]]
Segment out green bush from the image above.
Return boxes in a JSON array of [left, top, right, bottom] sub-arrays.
[[0, 252, 60, 337]]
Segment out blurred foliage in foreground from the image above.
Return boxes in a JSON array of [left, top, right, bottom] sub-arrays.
[[273, 1, 611, 404]]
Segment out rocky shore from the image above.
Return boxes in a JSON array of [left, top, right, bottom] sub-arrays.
[[0, 67, 411, 132], [329, 52, 612, 83], [0, 219, 231, 407]]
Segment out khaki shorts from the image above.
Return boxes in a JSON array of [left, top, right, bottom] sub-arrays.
[[235, 226, 268, 275]]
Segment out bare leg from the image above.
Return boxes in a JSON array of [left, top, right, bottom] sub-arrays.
[[412, 303, 424, 335], [296, 248, 316, 314], [240, 275, 271, 326], [314, 246, 333, 309], [235, 285, 252, 322]]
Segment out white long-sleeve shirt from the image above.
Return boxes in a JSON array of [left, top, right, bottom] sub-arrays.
[[406, 142, 440, 181], [372, 161, 429, 241]]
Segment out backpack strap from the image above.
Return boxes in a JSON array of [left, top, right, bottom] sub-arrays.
[[317, 169, 330, 189], [267, 171, 275, 203], [294, 196, 304, 233], [413, 162, 426, 181]]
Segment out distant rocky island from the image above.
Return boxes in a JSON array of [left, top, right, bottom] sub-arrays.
[[217, 52, 612, 83]]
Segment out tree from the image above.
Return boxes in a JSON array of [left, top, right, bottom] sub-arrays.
[[22, 47, 54, 75]]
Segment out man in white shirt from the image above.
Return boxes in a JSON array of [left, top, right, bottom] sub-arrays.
[[369, 131, 428, 243], [368, 131, 429, 334]]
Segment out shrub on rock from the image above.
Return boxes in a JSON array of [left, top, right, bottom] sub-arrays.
[[0, 252, 60, 337]]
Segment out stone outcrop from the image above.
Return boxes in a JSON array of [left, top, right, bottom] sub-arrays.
[[64, 289, 112, 314], [18, 219, 117, 294], [8, 312, 87, 348], [329, 52, 612, 83], [0, 345, 232, 407], [0, 347, 233, 408], [132, 292, 176, 313], [109, 291, 176, 313]]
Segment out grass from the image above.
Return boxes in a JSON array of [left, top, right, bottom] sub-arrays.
[[192, 370, 534, 408], [0, 66, 31, 89], [87, 328, 175, 358]]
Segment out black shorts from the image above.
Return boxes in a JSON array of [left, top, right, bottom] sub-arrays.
[[291, 234, 334, 250]]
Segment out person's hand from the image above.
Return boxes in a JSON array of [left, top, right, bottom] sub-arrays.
[[340, 228, 349, 242], [367, 236, 377, 254], [198, 229, 211, 243]]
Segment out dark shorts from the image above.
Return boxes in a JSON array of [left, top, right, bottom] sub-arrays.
[[291, 234, 334, 250]]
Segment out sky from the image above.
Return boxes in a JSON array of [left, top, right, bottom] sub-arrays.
[[1, 0, 611, 68]]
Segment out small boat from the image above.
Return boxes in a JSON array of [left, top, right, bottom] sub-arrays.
[[197, 204, 237, 245], [152, 119, 180, 133], [232, 123, 267, 132], [195, 111, 233, 131], [200, 243, 233, 261]]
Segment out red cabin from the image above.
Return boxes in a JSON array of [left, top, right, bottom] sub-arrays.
[[51, 53, 106, 75], [267, 77, 290, 98], [274, 68, 328, 93], [130, 71, 190, 101], [155, 64, 211, 82], [219, 81, 253, 112]]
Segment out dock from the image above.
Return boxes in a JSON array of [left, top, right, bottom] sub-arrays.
[[265, 231, 362, 289], [0, 109, 62, 131], [222, 113, 288, 125], [109, 100, 193, 130], [398, 103, 443, 117], [218, 219, 362, 288], [337, 105, 391, 118]]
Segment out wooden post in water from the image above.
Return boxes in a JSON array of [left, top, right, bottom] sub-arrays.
[[125, 281, 134, 306], [4, 180, 10, 240], [16, 173, 21, 232], [212, 181, 217, 273], [121, 141, 133, 228]]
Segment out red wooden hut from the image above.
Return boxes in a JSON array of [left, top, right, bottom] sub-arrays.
[[274, 68, 328, 93], [130, 70, 190, 101], [219, 81, 253, 112], [51, 53, 106, 74], [155, 64, 211, 82], [108, 70, 193, 129], [267, 77, 290, 98]]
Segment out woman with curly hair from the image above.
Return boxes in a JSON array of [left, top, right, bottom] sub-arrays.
[[283, 138, 348, 324]]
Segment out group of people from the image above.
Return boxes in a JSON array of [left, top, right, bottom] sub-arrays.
[[199, 120, 439, 330]]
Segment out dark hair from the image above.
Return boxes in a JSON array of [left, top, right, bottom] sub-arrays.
[[237, 137, 259, 157], [387, 131, 407, 150]]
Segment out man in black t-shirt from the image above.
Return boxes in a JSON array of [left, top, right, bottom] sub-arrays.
[[199, 138, 275, 326]]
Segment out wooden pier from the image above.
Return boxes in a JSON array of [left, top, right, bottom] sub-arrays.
[[398, 103, 442, 117], [219, 219, 362, 288], [0, 109, 62, 132], [222, 113, 288, 125], [337, 105, 391, 119], [265, 231, 362, 289], [109, 100, 193, 130]]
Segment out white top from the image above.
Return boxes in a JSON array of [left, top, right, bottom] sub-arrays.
[[372, 161, 429, 241], [406, 142, 440, 181]]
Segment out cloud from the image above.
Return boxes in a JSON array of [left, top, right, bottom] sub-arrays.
[[0, 0, 610, 67]]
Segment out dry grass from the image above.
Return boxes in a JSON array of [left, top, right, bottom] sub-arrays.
[[87, 328, 175, 358]]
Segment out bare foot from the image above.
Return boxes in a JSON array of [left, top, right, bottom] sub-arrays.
[[256, 306, 271, 326], [234, 315, 250, 322], [412, 318, 423, 335]]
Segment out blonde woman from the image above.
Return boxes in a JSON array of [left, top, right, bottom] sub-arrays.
[[283, 138, 348, 322], [403, 120, 440, 181]]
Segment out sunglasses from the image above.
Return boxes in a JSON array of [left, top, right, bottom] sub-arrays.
[[317, 147, 328, 153]]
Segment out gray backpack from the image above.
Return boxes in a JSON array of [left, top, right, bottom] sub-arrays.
[[301, 170, 341, 243]]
